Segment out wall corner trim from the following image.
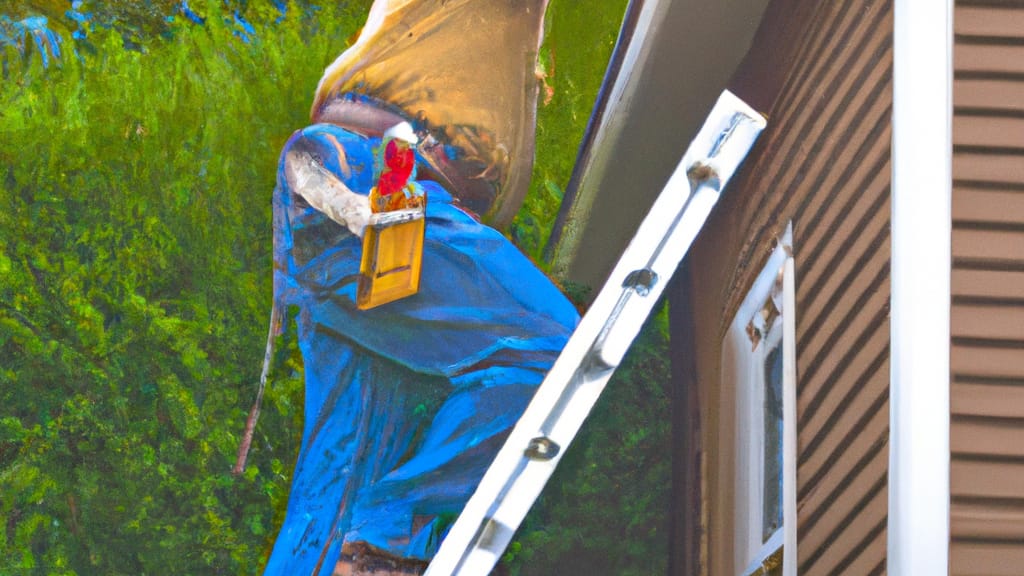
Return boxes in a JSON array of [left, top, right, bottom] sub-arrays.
[[888, 0, 953, 574]]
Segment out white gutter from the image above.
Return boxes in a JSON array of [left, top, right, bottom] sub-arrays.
[[888, 0, 953, 574]]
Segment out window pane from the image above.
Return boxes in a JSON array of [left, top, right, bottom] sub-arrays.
[[763, 342, 784, 541]]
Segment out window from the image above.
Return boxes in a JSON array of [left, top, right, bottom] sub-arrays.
[[721, 225, 796, 576]]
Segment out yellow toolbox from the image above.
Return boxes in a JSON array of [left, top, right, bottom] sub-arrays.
[[357, 208, 425, 310]]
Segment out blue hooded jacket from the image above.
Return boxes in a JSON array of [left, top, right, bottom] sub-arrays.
[[263, 123, 578, 574]]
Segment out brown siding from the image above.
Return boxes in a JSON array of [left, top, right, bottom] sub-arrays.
[[689, 1, 893, 574], [951, 1, 1024, 574], [779, 4, 892, 572]]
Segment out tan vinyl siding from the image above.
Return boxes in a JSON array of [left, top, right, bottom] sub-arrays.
[[690, 1, 893, 574], [734, 2, 893, 572], [951, 1, 1024, 573]]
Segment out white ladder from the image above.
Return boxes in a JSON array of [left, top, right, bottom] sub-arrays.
[[425, 90, 766, 576]]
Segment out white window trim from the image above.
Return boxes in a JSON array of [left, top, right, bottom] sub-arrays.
[[781, 254, 797, 576], [724, 224, 797, 576]]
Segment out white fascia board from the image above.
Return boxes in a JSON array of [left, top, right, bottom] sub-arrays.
[[888, 1, 953, 574]]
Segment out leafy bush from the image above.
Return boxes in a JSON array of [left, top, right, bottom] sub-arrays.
[[512, 0, 630, 262], [0, 2, 370, 572], [506, 310, 672, 576]]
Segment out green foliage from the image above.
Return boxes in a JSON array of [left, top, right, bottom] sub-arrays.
[[507, 309, 672, 576], [0, 2, 369, 572], [512, 0, 630, 263], [1, 0, 670, 574]]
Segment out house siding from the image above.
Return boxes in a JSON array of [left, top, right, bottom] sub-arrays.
[[687, 1, 893, 574], [757, 4, 893, 573], [951, 1, 1024, 574]]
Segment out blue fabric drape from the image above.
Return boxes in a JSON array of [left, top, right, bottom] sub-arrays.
[[264, 124, 578, 575]]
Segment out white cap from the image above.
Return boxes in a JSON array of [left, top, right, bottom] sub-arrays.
[[383, 121, 418, 145]]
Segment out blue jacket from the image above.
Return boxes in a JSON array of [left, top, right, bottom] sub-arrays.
[[263, 124, 578, 574]]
